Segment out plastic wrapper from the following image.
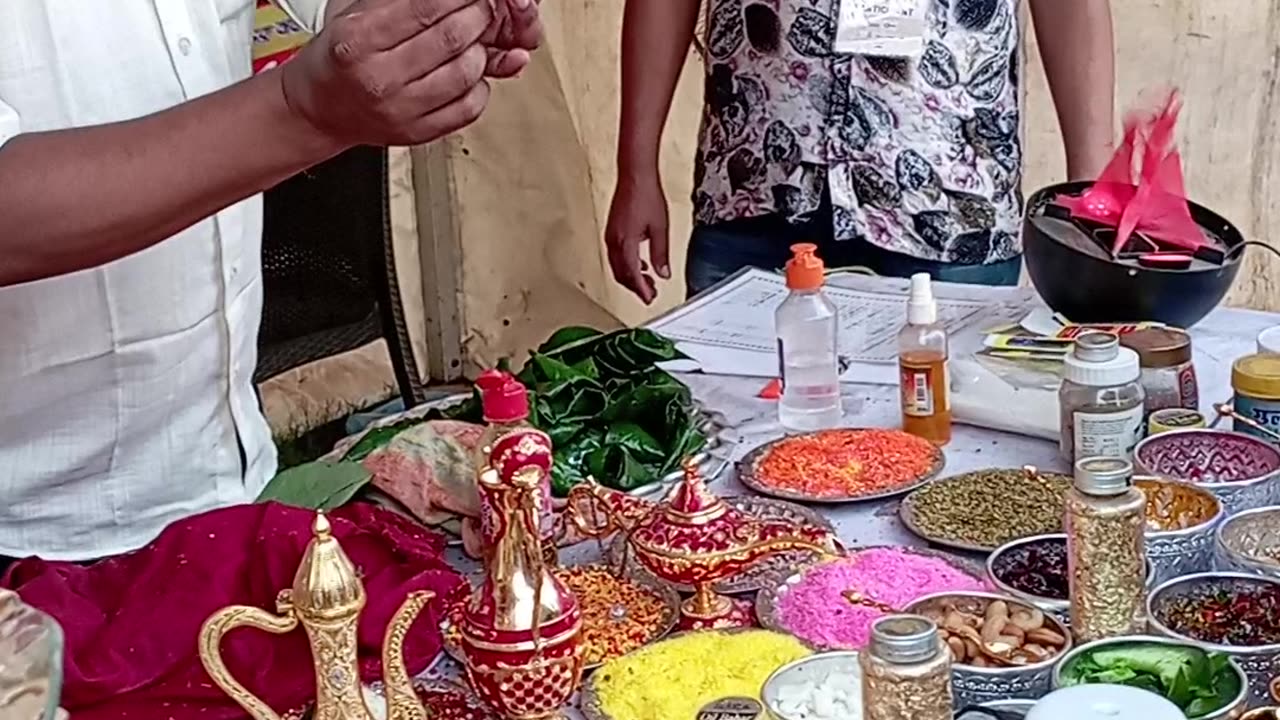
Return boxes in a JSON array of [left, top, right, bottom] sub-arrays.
[[1058, 90, 1208, 256]]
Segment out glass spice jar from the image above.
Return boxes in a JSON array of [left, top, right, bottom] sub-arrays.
[[1119, 327, 1198, 414], [1064, 457, 1148, 644], [860, 615, 952, 720], [1059, 332, 1145, 464]]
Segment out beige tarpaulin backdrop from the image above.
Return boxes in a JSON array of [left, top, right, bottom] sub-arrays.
[[263, 0, 1280, 437]]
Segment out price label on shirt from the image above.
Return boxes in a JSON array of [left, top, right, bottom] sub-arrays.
[[835, 0, 931, 57]]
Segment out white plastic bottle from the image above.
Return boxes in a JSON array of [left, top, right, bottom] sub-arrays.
[[776, 243, 842, 432]]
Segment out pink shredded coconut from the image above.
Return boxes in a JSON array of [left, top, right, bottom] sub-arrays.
[[776, 547, 986, 649]]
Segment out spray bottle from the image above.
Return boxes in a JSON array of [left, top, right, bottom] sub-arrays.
[[898, 273, 951, 445]]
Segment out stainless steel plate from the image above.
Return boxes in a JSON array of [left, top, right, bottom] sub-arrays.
[[439, 564, 681, 672], [897, 469, 1071, 553], [755, 546, 985, 650], [603, 496, 836, 595], [736, 429, 945, 504]]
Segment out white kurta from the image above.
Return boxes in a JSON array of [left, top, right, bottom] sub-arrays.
[[0, 0, 328, 560]]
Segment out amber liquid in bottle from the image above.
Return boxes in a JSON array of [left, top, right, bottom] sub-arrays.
[[899, 350, 951, 445]]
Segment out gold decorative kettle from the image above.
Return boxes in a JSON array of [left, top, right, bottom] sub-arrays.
[[199, 512, 434, 720]]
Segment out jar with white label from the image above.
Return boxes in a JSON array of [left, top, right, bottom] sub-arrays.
[[1059, 332, 1145, 464]]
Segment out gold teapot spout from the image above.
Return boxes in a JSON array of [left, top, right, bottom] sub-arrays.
[[378, 590, 434, 720]]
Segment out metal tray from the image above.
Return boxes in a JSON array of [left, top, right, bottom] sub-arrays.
[[755, 546, 986, 650], [736, 429, 945, 504], [603, 496, 836, 595], [897, 469, 1071, 553], [439, 563, 681, 671]]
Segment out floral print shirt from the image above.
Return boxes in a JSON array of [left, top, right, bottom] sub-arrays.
[[694, 0, 1023, 264]]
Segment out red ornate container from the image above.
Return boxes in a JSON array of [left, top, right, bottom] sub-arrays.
[[460, 429, 583, 719]]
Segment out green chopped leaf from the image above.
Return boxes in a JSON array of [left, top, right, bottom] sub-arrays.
[[1061, 643, 1240, 718], [257, 461, 372, 511]]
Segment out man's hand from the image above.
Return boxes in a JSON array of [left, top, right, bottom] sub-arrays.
[[605, 172, 670, 305], [481, 0, 543, 78], [282, 0, 497, 147]]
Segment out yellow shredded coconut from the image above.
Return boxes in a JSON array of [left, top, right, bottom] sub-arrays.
[[592, 629, 810, 719]]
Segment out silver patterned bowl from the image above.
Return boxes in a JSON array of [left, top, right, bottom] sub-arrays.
[[986, 533, 1155, 626], [1135, 429, 1280, 516], [1137, 477, 1224, 586], [904, 591, 1071, 708], [1053, 635, 1250, 720], [1148, 572, 1280, 707], [1216, 506, 1280, 580], [760, 651, 861, 720]]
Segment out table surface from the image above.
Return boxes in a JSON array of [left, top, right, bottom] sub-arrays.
[[428, 304, 1280, 718]]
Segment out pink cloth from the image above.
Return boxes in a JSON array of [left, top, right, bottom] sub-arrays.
[[2, 502, 463, 720]]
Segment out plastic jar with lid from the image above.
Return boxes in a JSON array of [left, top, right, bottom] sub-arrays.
[[1059, 332, 1146, 464], [1119, 327, 1198, 413], [1233, 353, 1280, 443], [1026, 685, 1184, 720]]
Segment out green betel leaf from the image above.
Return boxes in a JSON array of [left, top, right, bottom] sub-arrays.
[[537, 326, 604, 354], [256, 461, 372, 511], [531, 353, 590, 383], [604, 422, 666, 465]]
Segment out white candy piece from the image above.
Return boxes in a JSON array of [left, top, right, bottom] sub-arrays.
[[769, 665, 863, 720]]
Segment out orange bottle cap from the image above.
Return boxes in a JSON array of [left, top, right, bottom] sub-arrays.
[[785, 243, 825, 290]]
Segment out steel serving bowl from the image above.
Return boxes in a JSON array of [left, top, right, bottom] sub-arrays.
[[1135, 429, 1280, 516], [986, 533, 1155, 625], [760, 650, 861, 720], [1053, 635, 1250, 720], [904, 591, 1070, 708], [1137, 476, 1225, 586], [1148, 572, 1280, 706], [1216, 506, 1280, 580]]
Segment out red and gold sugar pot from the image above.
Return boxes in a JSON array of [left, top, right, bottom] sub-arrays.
[[458, 427, 583, 720], [566, 459, 841, 631]]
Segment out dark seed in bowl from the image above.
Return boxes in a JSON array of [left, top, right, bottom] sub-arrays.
[[991, 538, 1069, 600], [1158, 584, 1280, 646]]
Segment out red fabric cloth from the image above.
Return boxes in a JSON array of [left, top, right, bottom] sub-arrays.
[[1, 502, 463, 720]]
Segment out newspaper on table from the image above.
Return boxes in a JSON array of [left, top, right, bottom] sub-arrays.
[[647, 268, 1037, 385]]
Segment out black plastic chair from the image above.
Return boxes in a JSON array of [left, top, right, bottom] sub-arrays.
[[255, 145, 427, 407]]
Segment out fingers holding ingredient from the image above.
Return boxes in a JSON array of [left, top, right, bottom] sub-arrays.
[[280, 0, 497, 148]]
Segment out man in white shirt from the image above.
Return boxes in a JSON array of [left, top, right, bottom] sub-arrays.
[[0, 0, 540, 562]]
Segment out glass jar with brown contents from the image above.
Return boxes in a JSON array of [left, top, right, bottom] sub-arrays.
[[860, 615, 952, 720], [1065, 457, 1148, 643]]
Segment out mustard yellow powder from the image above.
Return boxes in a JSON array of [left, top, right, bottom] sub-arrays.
[[591, 629, 811, 719]]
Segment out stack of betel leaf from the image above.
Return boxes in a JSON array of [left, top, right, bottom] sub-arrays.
[[343, 326, 706, 496]]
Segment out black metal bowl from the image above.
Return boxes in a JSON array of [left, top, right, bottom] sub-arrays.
[[1023, 181, 1245, 327]]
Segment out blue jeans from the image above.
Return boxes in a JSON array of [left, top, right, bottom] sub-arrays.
[[686, 211, 1022, 297]]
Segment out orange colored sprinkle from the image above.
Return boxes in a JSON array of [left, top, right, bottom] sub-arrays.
[[755, 429, 939, 498]]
